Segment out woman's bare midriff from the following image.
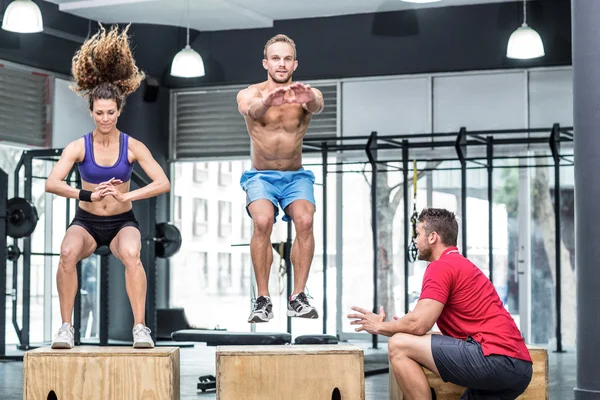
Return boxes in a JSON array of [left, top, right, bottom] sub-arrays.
[[78, 180, 133, 216]]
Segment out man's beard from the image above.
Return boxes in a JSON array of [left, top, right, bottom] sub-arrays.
[[417, 245, 433, 262], [269, 70, 292, 84]]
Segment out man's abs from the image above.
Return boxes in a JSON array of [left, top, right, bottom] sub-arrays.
[[245, 104, 311, 171], [249, 132, 303, 170]]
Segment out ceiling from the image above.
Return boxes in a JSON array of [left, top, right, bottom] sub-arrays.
[[42, 0, 519, 32]]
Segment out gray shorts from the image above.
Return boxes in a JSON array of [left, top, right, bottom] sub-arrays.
[[431, 335, 533, 400]]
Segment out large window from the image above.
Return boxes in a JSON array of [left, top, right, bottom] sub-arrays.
[[173, 196, 182, 230], [193, 198, 208, 237], [170, 160, 253, 332], [1, 143, 100, 346], [241, 204, 251, 239], [217, 253, 232, 294], [219, 162, 233, 186], [193, 162, 209, 183], [218, 201, 232, 237], [170, 157, 337, 335]]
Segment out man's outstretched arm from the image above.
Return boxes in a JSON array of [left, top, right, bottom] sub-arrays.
[[237, 87, 269, 120], [348, 299, 444, 337], [377, 299, 444, 336], [304, 87, 324, 114]]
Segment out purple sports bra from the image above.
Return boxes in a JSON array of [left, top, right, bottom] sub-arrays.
[[78, 132, 134, 184]]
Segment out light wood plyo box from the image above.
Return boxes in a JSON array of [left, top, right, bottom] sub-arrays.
[[23, 346, 180, 400], [389, 345, 548, 400], [216, 344, 364, 400]]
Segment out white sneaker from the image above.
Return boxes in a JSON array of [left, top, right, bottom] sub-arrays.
[[51, 322, 74, 349], [133, 324, 154, 348]]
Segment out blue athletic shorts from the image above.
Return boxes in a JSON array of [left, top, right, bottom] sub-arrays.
[[240, 167, 316, 222]]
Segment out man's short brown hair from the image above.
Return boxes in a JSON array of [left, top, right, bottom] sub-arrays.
[[417, 208, 459, 247], [264, 34, 297, 59]]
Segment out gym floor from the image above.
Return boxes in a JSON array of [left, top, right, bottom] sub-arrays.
[[0, 342, 576, 399]]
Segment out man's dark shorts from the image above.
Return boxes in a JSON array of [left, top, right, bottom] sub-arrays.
[[431, 334, 533, 400]]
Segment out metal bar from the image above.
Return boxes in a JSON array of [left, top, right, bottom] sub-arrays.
[[11, 254, 19, 343], [302, 126, 574, 144], [43, 161, 54, 343], [465, 127, 558, 135], [325, 163, 572, 175], [302, 153, 564, 168], [322, 142, 328, 335], [470, 134, 488, 144], [27, 157, 60, 163], [456, 128, 468, 257], [303, 132, 456, 143], [549, 123, 564, 353], [99, 255, 109, 346], [10, 155, 22, 344], [375, 162, 403, 171], [20, 152, 33, 349], [365, 131, 378, 349], [303, 135, 573, 155], [0, 168, 7, 356], [18, 149, 63, 158], [146, 196, 158, 342], [303, 143, 323, 150], [402, 141, 410, 314], [560, 132, 574, 139], [487, 137, 494, 283], [470, 160, 487, 168], [286, 221, 292, 335], [379, 138, 404, 148], [74, 261, 82, 345], [30, 252, 61, 257]]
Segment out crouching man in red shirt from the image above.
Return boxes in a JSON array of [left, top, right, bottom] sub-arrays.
[[347, 208, 532, 400]]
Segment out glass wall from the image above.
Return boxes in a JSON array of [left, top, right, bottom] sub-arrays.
[[529, 153, 575, 347], [169, 157, 337, 337], [1, 143, 100, 347]]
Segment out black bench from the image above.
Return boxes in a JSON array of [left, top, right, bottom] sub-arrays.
[[171, 329, 292, 346]]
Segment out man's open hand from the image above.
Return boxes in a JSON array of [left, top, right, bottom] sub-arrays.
[[347, 306, 386, 334]]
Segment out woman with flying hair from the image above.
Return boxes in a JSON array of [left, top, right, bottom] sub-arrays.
[[45, 25, 170, 349]]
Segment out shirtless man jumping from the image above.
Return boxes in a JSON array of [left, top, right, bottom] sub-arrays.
[[236, 34, 324, 323]]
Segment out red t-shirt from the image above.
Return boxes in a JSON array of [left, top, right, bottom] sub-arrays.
[[420, 247, 532, 362]]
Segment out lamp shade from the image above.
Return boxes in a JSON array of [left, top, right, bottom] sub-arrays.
[[170, 45, 205, 78], [506, 24, 545, 59], [2, 0, 43, 33]]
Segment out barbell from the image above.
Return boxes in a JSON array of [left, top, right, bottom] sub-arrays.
[[1, 197, 39, 239], [1, 195, 181, 260], [94, 222, 182, 259]]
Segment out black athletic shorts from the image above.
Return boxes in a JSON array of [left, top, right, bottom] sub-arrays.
[[431, 334, 533, 400], [70, 207, 140, 248]]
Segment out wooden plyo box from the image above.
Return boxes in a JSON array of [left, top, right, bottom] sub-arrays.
[[389, 345, 548, 400], [23, 346, 180, 400], [216, 344, 365, 400]]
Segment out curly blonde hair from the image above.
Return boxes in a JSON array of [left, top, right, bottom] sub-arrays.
[[71, 24, 145, 110]]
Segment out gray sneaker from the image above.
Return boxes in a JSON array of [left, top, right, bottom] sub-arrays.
[[133, 324, 154, 348], [51, 322, 74, 349], [247, 296, 274, 323], [287, 292, 318, 319]]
